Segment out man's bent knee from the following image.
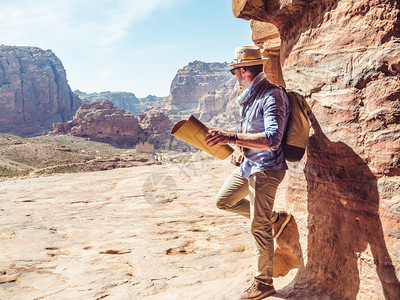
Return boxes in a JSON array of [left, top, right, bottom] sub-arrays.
[[215, 196, 230, 211]]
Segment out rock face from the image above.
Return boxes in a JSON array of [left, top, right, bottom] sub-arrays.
[[232, 0, 400, 299], [201, 77, 242, 129], [146, 61, 232, 123], [53, 100, 144, 147], [169, 60, 231, 108], [197, 77, 238, 122], [0, 46, 81, 136], [53, 101, 174, 148], [137, 112, 174, 146]]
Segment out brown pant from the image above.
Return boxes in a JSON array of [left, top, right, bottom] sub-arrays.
[[215, 167, 286, 284]]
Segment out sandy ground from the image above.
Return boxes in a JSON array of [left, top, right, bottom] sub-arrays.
[[0, 158, 296, 300]]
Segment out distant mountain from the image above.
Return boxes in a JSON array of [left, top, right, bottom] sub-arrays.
[[75, 91, 141, 116], [197, 76, 241, 129], [0, 46, 238, 139], [75, 90, 164, 117], [139, 95, 164, 110], [0, 45, 81, 136], [145, 60, 233, 123], [52, 99, 173, 148]]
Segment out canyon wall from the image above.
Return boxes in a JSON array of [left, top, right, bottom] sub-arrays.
[[146, 60, 232, 123], [198, 76, 240, 127], [52, 100, 145, 147], [52, 100, 173, 148], [0, 46, 81, 136], [233, 0, 400, 299], [137, 112, 174, 146]]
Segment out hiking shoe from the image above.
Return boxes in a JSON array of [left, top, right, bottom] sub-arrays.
[[239, 280, 276, 299], [273, 211, 292, 239]]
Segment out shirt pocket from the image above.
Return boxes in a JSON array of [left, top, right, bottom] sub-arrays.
[[248, 104, 265, 134]]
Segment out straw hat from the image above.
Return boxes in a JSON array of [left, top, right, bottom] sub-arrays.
[[228, 46, 268, 68]]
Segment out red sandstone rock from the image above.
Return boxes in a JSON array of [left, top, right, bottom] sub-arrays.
[[137, 112, 174, 145], [0, 46, 81, 136], [233, 0, 400, 299], [53, 100, 144, 147]]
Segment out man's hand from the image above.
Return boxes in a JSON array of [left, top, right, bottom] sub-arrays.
[[205, 129, 236, 147], [205, 129, 270, 150]]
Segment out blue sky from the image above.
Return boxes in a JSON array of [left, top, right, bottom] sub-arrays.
[[0, 0, 253, 98]]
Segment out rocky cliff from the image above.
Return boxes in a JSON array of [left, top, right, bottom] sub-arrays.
[[52, 100, 173, 148], [52, 100, 145, 147], [199, 77, 242, 129], [0, 46, 81, 136], [137, 112, 174, 146], [197, 76, 237, 121], [146, 61, 232, 123], [233, 0, 400, 299]]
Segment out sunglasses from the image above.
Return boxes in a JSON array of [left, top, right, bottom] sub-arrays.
[[230, 67, 241, 75]]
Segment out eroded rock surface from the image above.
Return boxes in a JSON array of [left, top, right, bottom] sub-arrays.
[[232, 0, 400, 299], [137, 112, 174, 145], [146, 61, 232, 123], [0, 46, 81, 136], [52, 100, 144, 147], [198, 77, 241, 128]]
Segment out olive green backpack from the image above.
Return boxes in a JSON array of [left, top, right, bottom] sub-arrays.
[[281, 87, 311, 162]]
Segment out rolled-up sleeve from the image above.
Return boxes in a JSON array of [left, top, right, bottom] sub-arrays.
[[262, 90, 289, 150]]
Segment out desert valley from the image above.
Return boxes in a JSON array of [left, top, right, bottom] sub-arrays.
[[1, 0, 399, 299]]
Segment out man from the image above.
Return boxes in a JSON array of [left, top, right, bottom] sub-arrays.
[[205, 46, 292, 299]]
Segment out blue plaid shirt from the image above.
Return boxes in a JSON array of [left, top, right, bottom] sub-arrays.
[[235, 77, 290, 178]]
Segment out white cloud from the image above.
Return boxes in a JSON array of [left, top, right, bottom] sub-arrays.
[[0, 0, 194, 96], [0, 0, 178, 56]]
